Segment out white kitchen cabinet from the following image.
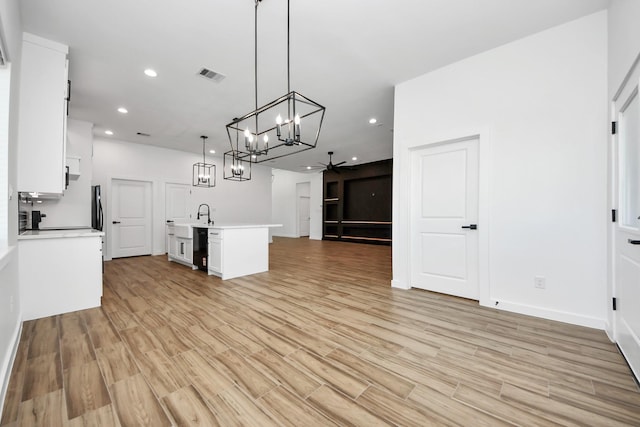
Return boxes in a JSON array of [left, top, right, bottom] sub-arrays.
[[208, 229, 223, 274], [167, 224, 194, 267], [176, 237, 193, 264], [18, 233, 103, 321], [167, 227, 177, 259], [207, 226, 271, 280], [66, 156, 81, 178], [17, 33, 69, 194]]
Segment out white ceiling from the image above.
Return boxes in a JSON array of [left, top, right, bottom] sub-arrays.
[[18, 0, 609, 172]]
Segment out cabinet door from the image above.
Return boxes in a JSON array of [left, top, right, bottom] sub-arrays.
[[177, 238, 186, 259], [168, 234, 177, 258], [209, 239, 222, 273], [184, 239, 193, 263], [17, 35, 69, 193]]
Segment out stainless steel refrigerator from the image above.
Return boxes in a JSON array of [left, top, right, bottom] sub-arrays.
[[91, 185, 104, 231]]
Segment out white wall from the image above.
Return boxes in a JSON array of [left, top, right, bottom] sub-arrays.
[[25, 119, 93, 227], [393, 11, 608, 328], [0, 0, 23, 416], [92, 138, 273, 260], [271, 169, 322, 240], [606, 0, 640, 337]]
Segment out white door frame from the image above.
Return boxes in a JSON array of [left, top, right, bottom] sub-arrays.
[[609, 50, 640, 380], [406, 131, 491, 305]]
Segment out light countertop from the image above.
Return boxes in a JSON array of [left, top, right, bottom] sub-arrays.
[[172, 223, 282, 230], [18, 229, 105, 240]]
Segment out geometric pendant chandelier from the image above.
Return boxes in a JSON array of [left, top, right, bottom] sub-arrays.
[[225, 0, 325, 181], [193, 135, 216, 187]]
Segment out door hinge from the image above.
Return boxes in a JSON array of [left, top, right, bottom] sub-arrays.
[[613, 297, 617, 311], [612, 121, 617, 135], [612, 209, 617, 223]]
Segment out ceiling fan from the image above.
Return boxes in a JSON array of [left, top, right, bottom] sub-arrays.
[[304, 151, 352, 173]]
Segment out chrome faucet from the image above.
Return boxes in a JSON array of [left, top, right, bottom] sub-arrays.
[[196, 204, 212, 225]]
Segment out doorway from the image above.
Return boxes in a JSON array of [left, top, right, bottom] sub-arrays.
[[296, 182, 311, 237], [111, 179, 152, 258], [410, 137, 480, 300]]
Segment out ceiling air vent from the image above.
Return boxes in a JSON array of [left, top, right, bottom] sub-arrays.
[[198, 67, 226, 83]]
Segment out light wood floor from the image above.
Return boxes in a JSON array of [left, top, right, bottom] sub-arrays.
[[2, 237, 640, 426]]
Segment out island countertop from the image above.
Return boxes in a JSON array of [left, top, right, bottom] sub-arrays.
[[173, 223, 282, 230]]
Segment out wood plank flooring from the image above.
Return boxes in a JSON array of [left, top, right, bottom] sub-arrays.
[[2, 237, 640, 426]]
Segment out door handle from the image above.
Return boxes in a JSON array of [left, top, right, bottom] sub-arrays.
[[112, 221, 121, 224], [628, 239, 640, 245], [166, 220, 174, 223], [461, 224, 477, 230]]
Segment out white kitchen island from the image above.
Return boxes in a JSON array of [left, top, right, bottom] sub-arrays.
[[168, 223, 281, 280]]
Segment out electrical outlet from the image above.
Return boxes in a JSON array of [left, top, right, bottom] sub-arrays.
[[534, 276, 546, 289]]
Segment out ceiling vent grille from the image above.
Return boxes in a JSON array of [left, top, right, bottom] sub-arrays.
[[197, 67, 225, 83]]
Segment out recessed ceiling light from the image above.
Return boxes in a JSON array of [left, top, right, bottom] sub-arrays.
[[144, 69, 157, 77], [117, 107, 128, 114], [306, 166, 312, 170], [352, 156, 357, 161], [105, 130, 114, 135], [369, 118, 377, 124], [209, 150, 215, 154]]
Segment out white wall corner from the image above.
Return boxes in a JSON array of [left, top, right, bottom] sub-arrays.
[[604, 320, 614, 342], [391, 279, 410, 290]]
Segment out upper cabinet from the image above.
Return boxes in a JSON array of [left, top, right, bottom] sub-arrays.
[[17, 33, 69, 194]]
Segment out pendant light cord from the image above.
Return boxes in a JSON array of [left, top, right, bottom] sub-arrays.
[[287, 0, 290, 94], [254, 0, 259, 133]]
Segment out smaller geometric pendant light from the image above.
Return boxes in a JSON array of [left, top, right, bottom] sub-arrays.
[[193, 135, 216, 187]]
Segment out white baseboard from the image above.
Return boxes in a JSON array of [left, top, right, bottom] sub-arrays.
[[604, 320, 615, 342], [0, 317, 22, 419], [482, 299, 606, 330], [391, 279, 410, 290], [272, 233, 299, 238]]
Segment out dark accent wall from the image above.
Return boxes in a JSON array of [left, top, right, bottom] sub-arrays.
[[322, 159, 392, 245]]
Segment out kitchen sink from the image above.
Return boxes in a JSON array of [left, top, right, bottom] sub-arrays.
[[173, 224, 192, 239]]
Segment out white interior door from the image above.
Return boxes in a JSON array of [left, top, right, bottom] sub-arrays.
[[298, 196, 310, 237], [165, 183, 191, 224], [613, 77, 640, 380], [111, 179, 152, 258], [410, 138, 479, 300]]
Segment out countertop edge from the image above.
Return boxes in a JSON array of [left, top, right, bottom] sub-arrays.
[[171, 223, 283, 230], [18, 230, 106, 240]]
